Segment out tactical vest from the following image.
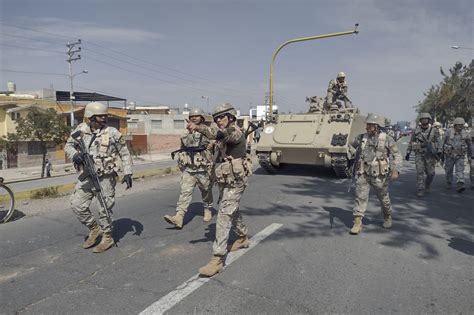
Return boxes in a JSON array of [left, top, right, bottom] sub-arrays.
[[176, 132, 212, 172], [410, 127, 434, 152], [79, 124, 121, 176], [444, 128, 469, 157], [213, 133, 251, 185], [357, 132, 390, 176]]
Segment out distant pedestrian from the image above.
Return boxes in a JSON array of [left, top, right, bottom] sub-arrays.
[[45, 158, 52, 177], [254, 128, 261, 143]]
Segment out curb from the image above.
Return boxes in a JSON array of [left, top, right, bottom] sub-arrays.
[[13, 165, 180, 202]]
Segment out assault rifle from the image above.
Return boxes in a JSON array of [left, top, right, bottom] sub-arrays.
[[348, 142, 362, 193], [71, 130, 113, 224], [419, 128, 440, 160], [245, 121, 259, 137], [171, 145, 208, 164]]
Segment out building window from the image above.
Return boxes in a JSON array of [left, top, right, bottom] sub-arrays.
[[128, 122, 138, 129], [151, 120, 162, 129], [28, 141, 55, 155], [173, 120, 184, 129], [11, 112, 20, 121]]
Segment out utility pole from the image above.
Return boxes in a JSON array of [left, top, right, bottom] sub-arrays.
[[66, 39, 82, 127]]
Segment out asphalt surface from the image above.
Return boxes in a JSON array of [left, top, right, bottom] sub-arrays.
[[1, 138, 473, 314]]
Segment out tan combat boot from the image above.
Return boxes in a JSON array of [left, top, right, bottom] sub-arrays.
[[229, 236, 250, 252], [203, 208, 212, 222], [350, 217, 362, 235], [383, 214, 392, 229], [93, 232, 115, 253], [83, 223, 103, 249], [456, 182, 465, 193], [416, 190, 424, 197], [199, 255, 223, 277], [164, 211, 185, 229]]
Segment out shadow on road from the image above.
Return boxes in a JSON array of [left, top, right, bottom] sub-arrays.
[[243, 161, 474, 260], [447, 237, 474, 256], [113, 218, 144, 243]]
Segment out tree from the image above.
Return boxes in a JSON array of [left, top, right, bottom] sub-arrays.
[[15, 108, 70, 177], [416, 60, 473, 126]]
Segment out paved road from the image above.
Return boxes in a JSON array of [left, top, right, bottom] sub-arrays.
[[1, 143, 473, 314]]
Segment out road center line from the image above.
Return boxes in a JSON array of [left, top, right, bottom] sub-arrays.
[[140, 223, 283, 315]]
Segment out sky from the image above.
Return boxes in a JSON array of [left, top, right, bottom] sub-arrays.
[[0, 0, 472, 122]]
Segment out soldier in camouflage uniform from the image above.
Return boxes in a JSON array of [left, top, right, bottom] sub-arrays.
[[349, 114, 402, 235], [187, 103, 253, 277], [325, 72, 351, 109], [405, 113, 442, 197], [443, 117, 472, 192], [164, 108, 213, 229], [65, 102, 133, 253]]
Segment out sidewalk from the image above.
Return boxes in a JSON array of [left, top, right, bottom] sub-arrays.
[[0, 151, 175, 183]]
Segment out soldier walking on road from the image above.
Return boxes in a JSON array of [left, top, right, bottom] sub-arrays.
[[443, 117, 472, 192], [164, 108, 214, 229], [325, 72, 351, 109], [405, 113, 442, 197], [187, 103, 253, 277], [65, 102, 133, 253], [349, 114, 402, 235]]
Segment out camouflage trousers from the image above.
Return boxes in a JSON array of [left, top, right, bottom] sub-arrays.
[[176, 170, 213, 213], [213, 177, 248, 256], [414, 154, 436, 190], [70, 174, 116, 234], [444, 156, 465, 185], [353, 173, 391, 217]]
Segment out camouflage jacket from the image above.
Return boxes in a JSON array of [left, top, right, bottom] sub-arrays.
[[443, 128, 472, 158], [65, 123, 133, 176], [177, 129, 212, 172], [407, 126, 442, 156], [351, 131, 402, 174], [327, 80, 348, 97], [196, 122, 246, 164]]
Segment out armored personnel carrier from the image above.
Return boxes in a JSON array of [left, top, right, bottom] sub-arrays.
[[256, 97, 366, 177]]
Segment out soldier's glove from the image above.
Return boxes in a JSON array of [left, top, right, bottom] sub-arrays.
[[72, 153, 84, 166], [122, 174, 132, 189], [405, 152, 410, 161]]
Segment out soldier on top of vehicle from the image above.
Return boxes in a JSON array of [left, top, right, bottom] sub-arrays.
[[325, 72, 352, 109]]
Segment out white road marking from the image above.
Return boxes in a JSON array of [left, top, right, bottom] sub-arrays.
[[140, 223, 283, 315]]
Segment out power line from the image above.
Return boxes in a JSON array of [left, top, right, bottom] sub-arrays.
[[0, 42, 64, 54], [0, 69, 67, 76], [0, 21, 264, 97], [84, 55, 260, 101]]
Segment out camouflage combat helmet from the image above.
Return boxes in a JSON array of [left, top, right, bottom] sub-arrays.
[[418, 112, 432, 121], [188, 107, 205, 120], [365, 113, 385, 127], [84, 102, 108, 118], [337, 72, 346, 78], [433, 121, 442, 127], [212, 103, 237, 118], [453, 117, 465, 125]]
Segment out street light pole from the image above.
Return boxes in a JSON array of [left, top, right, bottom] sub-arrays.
[[268, 24, 359, 118], [451, 45, 474, 50], [202, 96, 210, 113], [66, 39, 82, 127]]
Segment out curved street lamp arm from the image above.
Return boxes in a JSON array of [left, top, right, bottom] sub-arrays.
[[269, 23, 359, 117]]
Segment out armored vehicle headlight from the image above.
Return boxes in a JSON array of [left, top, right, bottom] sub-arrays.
[[264, 126, 275, 134]]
